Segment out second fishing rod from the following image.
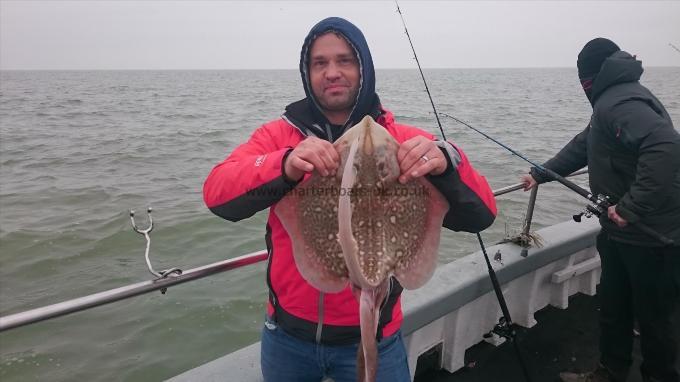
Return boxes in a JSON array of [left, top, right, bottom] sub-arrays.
[[394, 2, 534, 382], [438, 112, 674, 247]]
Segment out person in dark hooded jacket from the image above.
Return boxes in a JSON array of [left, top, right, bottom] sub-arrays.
[[203, 17, 496, 382], [522, 38, 680, 382]]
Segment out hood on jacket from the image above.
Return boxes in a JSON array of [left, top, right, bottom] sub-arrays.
[[591, 50, 643, 103], [294, 17, 380, 138]]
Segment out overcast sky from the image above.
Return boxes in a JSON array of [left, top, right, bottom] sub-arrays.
[[1, 1, 679, 70]]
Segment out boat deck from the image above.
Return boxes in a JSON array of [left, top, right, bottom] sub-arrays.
[[414, 292, 680, 382]]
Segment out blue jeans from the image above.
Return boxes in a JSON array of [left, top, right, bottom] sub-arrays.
[[260, 317, 411, 382]]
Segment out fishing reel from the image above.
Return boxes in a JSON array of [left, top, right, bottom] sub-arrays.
[[572, 194, 610, 222], [484, 316, 516, 342]]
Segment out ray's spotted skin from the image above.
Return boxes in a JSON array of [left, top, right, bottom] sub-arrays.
[[276, 116, 449, 382]]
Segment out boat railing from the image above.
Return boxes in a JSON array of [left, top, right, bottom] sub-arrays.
[[0, 169, 588, 332]]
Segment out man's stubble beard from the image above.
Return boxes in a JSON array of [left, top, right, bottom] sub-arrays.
[[316, 86, 359, 114]]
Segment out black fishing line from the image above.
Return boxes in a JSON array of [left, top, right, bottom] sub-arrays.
[[394, 1, 446, 142], [439, 112, 544, 169], [394, 2, 534, 381]]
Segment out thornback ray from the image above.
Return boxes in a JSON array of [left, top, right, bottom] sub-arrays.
[[275, 115, 449, 382]]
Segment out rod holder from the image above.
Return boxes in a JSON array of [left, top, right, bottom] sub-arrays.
[[130, 207, 182, 288]]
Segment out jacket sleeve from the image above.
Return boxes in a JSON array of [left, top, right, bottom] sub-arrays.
[[427, 141, 497, 232], [391, 122, 496, 232], [608, 101, 680, 223], [203, 122, 299, 222], [530, 124, 590, 183]]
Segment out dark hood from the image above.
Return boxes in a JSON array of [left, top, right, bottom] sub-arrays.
[[286, 17, 380, 140], [591, 50, 643, 103]]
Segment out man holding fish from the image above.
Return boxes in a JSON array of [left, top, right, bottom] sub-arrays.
[[203, 17, 496, 382]]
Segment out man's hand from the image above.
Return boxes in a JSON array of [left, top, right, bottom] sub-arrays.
[[283, 137, 340, 182], [607, 205, 628, 228], [520, 174, 538, 191], [397, 136, 448, 184]]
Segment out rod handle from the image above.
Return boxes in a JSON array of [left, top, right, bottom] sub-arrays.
[[631, 221, 675, 246]]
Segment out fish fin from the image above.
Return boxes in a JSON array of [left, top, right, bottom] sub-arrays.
[[394, 178, 449, 289], [275, 175, 349, 293]]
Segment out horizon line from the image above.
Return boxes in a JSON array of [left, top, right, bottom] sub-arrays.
[[2, 65, 679, 71]]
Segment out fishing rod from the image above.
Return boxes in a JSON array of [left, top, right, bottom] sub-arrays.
[[394, 2, 534, 381], [395, 2, 446, 142], [438, 112, 674, 247], [670, 43, 680, 55]]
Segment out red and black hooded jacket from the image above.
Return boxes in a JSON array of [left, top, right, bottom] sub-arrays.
[[203, 17, 497, 345]]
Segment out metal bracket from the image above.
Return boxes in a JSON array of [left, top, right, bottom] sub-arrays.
[[500, 185, 543, 257], [130, 207, 182, 293]]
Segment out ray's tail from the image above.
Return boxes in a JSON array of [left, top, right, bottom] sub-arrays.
[[356, 284, 389, 382]]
